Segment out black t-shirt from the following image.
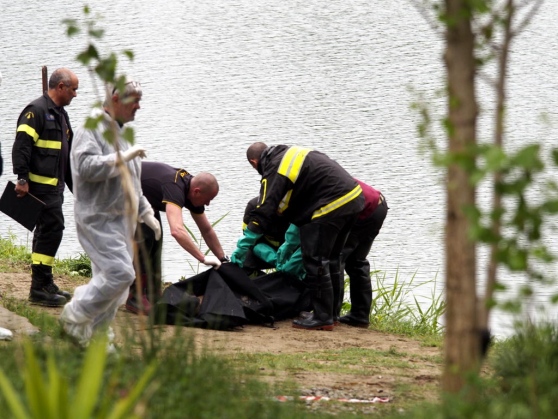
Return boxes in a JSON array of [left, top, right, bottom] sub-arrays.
[[141, 161, 204, 214]]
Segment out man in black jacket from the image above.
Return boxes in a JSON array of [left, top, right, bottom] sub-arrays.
[[231, 142, 364, 330], [12, 68, 79, 306]]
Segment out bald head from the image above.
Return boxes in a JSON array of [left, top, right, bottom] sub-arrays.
[[192, 172, 219, 194], [189, 172, 219, 207], [48, 68, 79, 107], [48, 68, 75, 89]]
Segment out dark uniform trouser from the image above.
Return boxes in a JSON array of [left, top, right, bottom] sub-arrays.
[[31, 192, 65, 289], [335, 196, 388, 322], [133, 211, 163, 302], [299, 212, 359, 323]]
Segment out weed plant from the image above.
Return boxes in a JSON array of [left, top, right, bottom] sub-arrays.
[[0, 323, 323, 419], [340, 270, 445, 344]]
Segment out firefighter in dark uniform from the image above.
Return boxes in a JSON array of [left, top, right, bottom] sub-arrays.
[[12, 68, 79, 306], [127, 161, 227, 314], [231, 142, 364, 330]]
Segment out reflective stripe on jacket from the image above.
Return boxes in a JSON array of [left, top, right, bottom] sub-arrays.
[[12, 94, 73, 192]]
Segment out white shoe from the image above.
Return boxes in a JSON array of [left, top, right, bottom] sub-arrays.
[[0, 327, 13, 341], [59, 304, 93, 348]]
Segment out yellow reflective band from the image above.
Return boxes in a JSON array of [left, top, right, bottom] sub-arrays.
[[29, 172, 59, 186], [278, 190, 292, 214], [162, 200, 181, 209], [32, 253, 55, 266], [278, 147, 312, 183], [35, 139, 62, 150], [17, 124, 39, 141], [242, 222, 247, 230], [260, 179, 268, 205], [265, 237, 281, 248], [312, 185, 363, 220]]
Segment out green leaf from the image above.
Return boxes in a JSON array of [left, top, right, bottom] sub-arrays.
[[123, 50, 135, 60], [105, 363, 158, 419], [72, 337, 108, 419], [24, 343, 48, 419], [0, 370, 30, 419], [122, 127, 135, 144], [88, 28, 105, 39]]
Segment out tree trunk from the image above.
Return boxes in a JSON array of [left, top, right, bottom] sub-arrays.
[[442, 0, 481, 393]]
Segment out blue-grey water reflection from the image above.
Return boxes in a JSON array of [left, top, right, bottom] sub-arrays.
[[1, 1, 557, 336]]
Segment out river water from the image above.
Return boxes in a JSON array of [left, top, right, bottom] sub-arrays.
[[1, 1, 557, 336]]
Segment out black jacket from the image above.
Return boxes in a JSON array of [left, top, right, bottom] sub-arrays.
[[12, 93, 73, 193], [248, 145, 364, 234]]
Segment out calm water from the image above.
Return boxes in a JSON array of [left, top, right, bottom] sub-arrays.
[[1, 1, 557, 336]]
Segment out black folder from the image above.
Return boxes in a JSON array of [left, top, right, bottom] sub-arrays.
[[0, 181, 45, 231]]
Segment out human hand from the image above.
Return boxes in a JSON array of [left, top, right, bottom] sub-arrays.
[[230, 247, 248, 268], [14, 182, 29, 198], [142, 211, 161, 240], [203, 256, 222, 269], [230, 229, 263, 268], [120, 145, 147, 162]]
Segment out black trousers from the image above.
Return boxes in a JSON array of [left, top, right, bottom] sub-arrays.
[[134, 211, 163, 298], [340, 196, 388, 321], [31, 191, 65, 287]]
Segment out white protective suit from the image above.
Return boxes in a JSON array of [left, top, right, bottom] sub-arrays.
[[61, 110, 153, 343]]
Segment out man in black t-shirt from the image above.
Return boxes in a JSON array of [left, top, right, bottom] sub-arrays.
[[126, 161, 227, 314]]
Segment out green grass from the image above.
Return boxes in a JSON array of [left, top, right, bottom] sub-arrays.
[[0, 233, 447, 417], [338, 269, 445, 348], [0, 233, 91, 276]]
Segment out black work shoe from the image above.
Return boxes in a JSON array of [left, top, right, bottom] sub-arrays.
[[339, 315, 369, 329], [29, 284, 67, 307], [292, 315, 334, 331], [51, 283, 72, 301]]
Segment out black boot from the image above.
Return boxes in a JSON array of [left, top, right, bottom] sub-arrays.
[[292, 275, 334, 331], [31, 264, 70, 305], [330, 257, 344, 325], [340, 259, 372, 327], [29, 283, 67, 307], [32, 264, 72, 301]]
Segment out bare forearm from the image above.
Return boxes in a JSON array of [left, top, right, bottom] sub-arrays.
[[201, 229, 225, 260], [171, 228, 205, 262]]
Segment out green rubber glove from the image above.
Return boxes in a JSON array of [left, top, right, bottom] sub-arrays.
[[253, 242, 278, 265], [279, 248, 306, 279], [276, 224, 300, 267], [230, 228, 263, 268]]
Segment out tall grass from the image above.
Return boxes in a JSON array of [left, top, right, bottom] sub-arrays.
[[342, 269, 445, 340]]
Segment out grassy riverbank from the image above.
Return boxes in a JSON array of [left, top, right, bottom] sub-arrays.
[[0, 234, 449, 417]]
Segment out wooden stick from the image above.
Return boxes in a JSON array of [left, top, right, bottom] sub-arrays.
[[42, 66, 48, 94]]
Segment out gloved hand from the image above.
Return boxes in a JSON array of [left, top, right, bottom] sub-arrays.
[[120, 145, 147, 162], [141, 210, 161, 240], [230, 228, 263, 268], [276, 224, 300, 267], [278, 248, 306, 279], [203, 256, 222, 269], [253, 242, 278, 266]]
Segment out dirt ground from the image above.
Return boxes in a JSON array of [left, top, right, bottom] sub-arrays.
[[0, 272, 442, 407]]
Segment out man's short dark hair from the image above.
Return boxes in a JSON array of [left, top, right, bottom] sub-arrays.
[[247, 142, 268, 162]]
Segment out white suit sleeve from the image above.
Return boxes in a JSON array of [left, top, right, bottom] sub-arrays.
[[72, 128, 121, 182]]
